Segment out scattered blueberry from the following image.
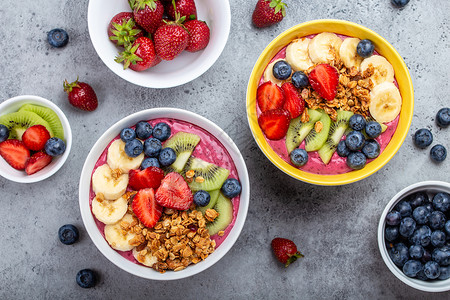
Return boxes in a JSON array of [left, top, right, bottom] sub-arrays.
[[429, 211, 446, 230], [386, 211, 402, 226], [193, 190, 211, 207], [414, 128, 433, 149], [430, 144, 447, 162], [336, 140, 350, 157], [356, 39, 375, 58], [158, 147, 176, 166], [409, 191, 428, 209], [362, 139, 380, 159], [445, 220, 450, 235], [346, 152, 366, 170], [0, 124, 9, 142], [124, 139, 143, 158], [436, 108, 450, 128], [399, 217, 416, 238], [143, 138, 162, 157], [438, 266, 450, 280], [349, 114, 366, 131], [272, 60, 292, 80], [120, 128, 136, 142], [424, 261, 441, 280], [152, 122, 171, 141], [385, 226, 399, 242], [365, 121, 382, 139], [291, 71, 309, 88], [394, 200, 412, 217], [389, 243, 409, 267], [412, 206, 430, 225], [410, 225, 431, 247], [76, 269, 97, 288], [44, 137, 66, 156], [403, 260, 423, 278], [58, 224, 79, 245], [135, 121, 152, 140], [47, 28, 69, 48], [433, 192, 450, 213], [345, 131, 365, 151], [290, 148, 308, 166], [221, 178, 242, 199], [431, 230, 446, 248], [141, 157, 160, 169], [391, 0, 410, 8], [409, 245, 424, 260]]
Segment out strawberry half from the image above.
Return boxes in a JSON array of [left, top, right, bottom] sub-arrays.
[[257, 82, 285, 113], [0, 140, 30, 170], [155, 172, 193, 210], [271, 237, 304, 267], [281, 82, 305, 119], [132, 188, 163, 228], [22, 125, 51, 151], [308, 64, 339, 101], [129, 166, 165, 190], [257, 109, 290, 140], [25, 152, 53, 175]]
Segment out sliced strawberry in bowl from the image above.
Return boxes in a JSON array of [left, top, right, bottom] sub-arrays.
[[129, 166, 165, 190], [308, 64, 339, 101], [22, 125, 51, 151], [155, 172, 193, 210], [132, 188, 163, 229], [258, 109, 290, 140], [281, 82, 305, 119], [257, 81, 285, 113], [25, 152, 53, 175], [0, 140, 30, 170]]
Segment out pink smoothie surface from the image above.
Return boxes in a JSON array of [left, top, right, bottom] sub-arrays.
[[257, 33, 400, 175], [89, 118, 240, 265]]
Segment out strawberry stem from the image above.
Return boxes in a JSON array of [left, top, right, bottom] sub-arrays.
[[285, 251, 304, 267], [63, 77, 81, 94], [115, 43, 143, 70]]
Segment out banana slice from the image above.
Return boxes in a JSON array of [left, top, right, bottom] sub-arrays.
[[369, 82, 402, 123], [107, 139, 144, 173], [339, 38, 363, 70], [263, 58, 287, 86], [92, 164, 129, 200], [308, 32, 343, 65], [360, 55, 395, 86], [91, 194, 128, 225], [104, 213, 138, 252], [285, 38, 314, 72], [132, 247, 158, 267]]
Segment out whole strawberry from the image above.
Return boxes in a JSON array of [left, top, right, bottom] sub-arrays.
[[154, 17, 189, 60], [115, 36, 161, 71], [184, 20, 210, 52], [252, 0, 287, 28], [108, 12, 144, 47], [166, 0, 197, 21], [271, 237, 304, 267], [133, 0, 164, 34], [63, 78, 98, 111]]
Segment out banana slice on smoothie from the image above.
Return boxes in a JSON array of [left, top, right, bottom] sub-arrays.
[[132, 247, 158, 267], [91, 194, 128, 225], [104, 213, 138, 252], [360, 55, 395, 86], [369, 82, 402, 123], [92, 164, 129, 200], [107, 139, 144, 173], [285, 38, 314, 71], [339, 37, 363, 70], [263, 58, 287, 86], [308, 32, 343, 65]]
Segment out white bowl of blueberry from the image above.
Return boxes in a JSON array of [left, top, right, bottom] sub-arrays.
[[378, 181, 450, 292]]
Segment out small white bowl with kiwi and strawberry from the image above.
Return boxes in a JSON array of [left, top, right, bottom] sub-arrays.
[[0, 95, 72, 183]]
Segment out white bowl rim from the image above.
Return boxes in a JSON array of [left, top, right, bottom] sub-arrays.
[[0, 95, 72, 183], [377, 180, 450, 292], [79, 107, 249, 280]]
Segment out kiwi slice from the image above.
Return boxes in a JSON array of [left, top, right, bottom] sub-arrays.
[[317, 110, 354, 164], [285, 109, 323, 153], [196, 189, 220, 215], [304, 112, 331, 152], [18, 104, 64, 140], [206, 193, 233, 236], [0, 111, 54, 139], [183, 157, 230, 191], [162, 132, 200, 173]]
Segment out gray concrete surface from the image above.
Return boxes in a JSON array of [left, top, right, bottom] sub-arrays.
[[1, 0, 449, 299]]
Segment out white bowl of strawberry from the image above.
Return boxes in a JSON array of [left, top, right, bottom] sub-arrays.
[[87, 0, 231, 88], [79, 108, 249, 280]]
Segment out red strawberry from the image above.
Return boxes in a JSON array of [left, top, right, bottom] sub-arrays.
[[252, 0, 287, 28], [133, 0, 164, 34], [132, 188, 163, 228], [25, 152, 53, 175], [22, 125, 51, 151], [155, 172, 193, 210], [257, 82, 285, 113], [281, 82, 305, 119], [63, 78, 98, 111], [258, 109, 290, 140], [154, 21, 189, 60], [0, 140, 30, 170], [184, 20, 210, 52], [271, 237, 304, 267], [115, 37, 161, 71], [129, 166, 165, 190], [308, 64, 339, 101], [166, 0, 197, 21], [108, 12, 144, 47]]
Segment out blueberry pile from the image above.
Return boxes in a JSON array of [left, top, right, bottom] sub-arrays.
[[385, 190, 450, 280]]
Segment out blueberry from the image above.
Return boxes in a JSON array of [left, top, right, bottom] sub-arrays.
[[430, 144, 447, 162], [221, 178, 242, 199], [391, 0, 410, 8], [290, 148, 308, 166], [416, 269, 428, 281], [143, 138, 162, 157], [436, 107, 450, 128], [0, 124, 9, 142], [345, 131, 365, 151], [386, 211, 402, 226], [365, 121, 382, 139], [445, 220, 450, 235], [414, 128, 433, 149], [58, 224, 79, 245], [388, 243, 409, 267], [431, 230, 447, 248], [385, 226, 399, 242], [135, 121, 152, 140], [272, 60, 292, 80], [336, 140, 350, 157], [412, 206, 430, 224], [291, 71, 309, 88], [47, 28, 69, 48], [153, 122, 171, 141], [409, 191, 429, 209], [120, 128, 136, 142], [356, 39, 375, 58], [349, 114, 366, 131], [346, 152, 366, 170], [432, 248, 450, 266], [410, 225, 431, 247], [438, 266, 450, 280], [429, 211, 446, 230], [124, 139, 143, 158], [141, 157, 160, 169], [362, 139, 380, 159], [394, 200, 412, 217], [76, 269, 97, 288], [158, 147, 176, 166], [424, 261, 441, 279], [44, 137, 66, 156], [399, 217, 416, 238], [403, 260, 423, 278], [422, 248, 432, 263], [409, 245, 424, 260], [433, 192, 450, 213], [193, 190, 211, 207]]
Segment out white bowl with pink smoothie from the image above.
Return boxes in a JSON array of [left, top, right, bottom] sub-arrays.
[[79, 108, 249, 280]]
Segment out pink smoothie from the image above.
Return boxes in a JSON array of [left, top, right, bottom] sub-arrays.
[[258, 33, 400, 175], [89, 118, 240, 264]]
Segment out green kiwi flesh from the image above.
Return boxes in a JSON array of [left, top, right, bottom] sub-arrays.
[[196, 189, 220, 215], [317, 110, 354, 164], [162, 132, 200, 173], [304, 112, 331, 152], [285, 109, 323, 153], [0, 111, 54, 139], [206, 193, 233, 236], [18, 104, 64, 140], [183, 157, 230, 191]]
